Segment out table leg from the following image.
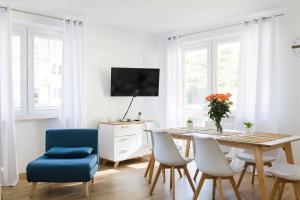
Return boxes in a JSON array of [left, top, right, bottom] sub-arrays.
[[113, 161, 119, 169], [255, 146, 267, 200], [284, 143, 294, 164], [185, 140, 191, 158]]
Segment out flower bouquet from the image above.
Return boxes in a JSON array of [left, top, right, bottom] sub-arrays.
[[205, 93, 233, 134]]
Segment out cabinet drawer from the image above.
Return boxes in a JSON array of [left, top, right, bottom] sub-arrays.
[[114, 124, 144, 136], [114, 135, 137, 150], [114, 148, 135, 161]]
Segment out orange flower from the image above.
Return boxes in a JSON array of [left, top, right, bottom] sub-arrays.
[[205, 93, 232, 101], [205, 94, 214, 101], [226, 92, 232, 98]]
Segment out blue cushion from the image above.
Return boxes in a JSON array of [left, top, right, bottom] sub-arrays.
[[46, 129, 98, 155], [45, 147, 93, 158], [27, 154, 98, 182]]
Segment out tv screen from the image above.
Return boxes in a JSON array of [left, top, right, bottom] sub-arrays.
[[111, 67, 160, 96]]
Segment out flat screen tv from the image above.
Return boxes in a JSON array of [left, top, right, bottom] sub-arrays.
[[111, 67, 160, 96]]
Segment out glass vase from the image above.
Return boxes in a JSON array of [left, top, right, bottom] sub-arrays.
[[214, 121, 223, 134]]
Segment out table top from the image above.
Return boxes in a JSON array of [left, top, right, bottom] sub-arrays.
[[160, 128, 300, 147]]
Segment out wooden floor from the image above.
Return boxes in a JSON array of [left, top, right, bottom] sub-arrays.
[[3, 158, 296, 200]]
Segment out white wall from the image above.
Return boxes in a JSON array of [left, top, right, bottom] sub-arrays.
[[85, 20, 166, 128], [274, 6, 300, 163], [13, 15, 166, 173]]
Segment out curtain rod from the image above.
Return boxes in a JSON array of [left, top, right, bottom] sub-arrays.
[[0, 6, 79, 22], [169, 13, 284, 39]]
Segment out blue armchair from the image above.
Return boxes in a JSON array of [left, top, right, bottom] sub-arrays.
[[26, 129, 99, 197]]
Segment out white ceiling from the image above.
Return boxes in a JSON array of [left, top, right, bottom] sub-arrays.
[[3, 0, 299, 35]]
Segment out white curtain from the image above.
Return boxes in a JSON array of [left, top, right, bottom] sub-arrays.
[[235, 17, 277, 131], [165, 37, 184, 127], [0, 7, 19, 186], [231, 17, 279, 169], [60, 20, 86, 128]]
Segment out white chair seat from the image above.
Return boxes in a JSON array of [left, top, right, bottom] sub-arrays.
[[237, 152, 276, 163], [266, 163, 300, 181], [164, 157, 193, 167]]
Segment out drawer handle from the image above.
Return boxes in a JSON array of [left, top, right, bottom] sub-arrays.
[[119, 149, 128, 154], [121, 125, 129, 128], [120, 137, 129, 141]]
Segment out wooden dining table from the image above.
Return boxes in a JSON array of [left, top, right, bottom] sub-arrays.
[[162, 128, 300, 200]]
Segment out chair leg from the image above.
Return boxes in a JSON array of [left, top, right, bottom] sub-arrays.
[[83, 182, 89, 197], [193, 174, 206, 200], [30, 182, 37, 197], [269, 177, 280, 200], [163, 168, 166, 183], [237, 162, 248, 188], [229, 176, 241, 200], [251, 164, 256, 184], [91, 177, 95, 183], [148, 154, 155, 184], [218, 178, 223, 200], [170, 168, 173, 189], [149, 164, 162, 195], [194, 169, 199, 181], [183, 165, 195, 193], [144, 155, 152, 177], [177, 168, 183, 178], [277, 183, 285, 200], [297, 182, 300, 198], [0, 186, 3, 200], [171, 167, 176, 200], [293, 183, 300, 200], [212, 179, 217, 200]]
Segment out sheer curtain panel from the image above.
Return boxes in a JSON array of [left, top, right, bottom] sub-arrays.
[[231, 17, 279, 169], [0, 6, 19, 186], [165, 37, 184, 127], [60, 20, 86, 128], [235, 17, 278, 132]]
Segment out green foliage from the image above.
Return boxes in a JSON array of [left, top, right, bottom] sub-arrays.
[[207, 98, 232, 133], [187, 118, 193, 123], [243, 122, 254, 128]]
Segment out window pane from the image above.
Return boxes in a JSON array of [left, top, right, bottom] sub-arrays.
[[217, 42, 240, 108], [33, 36, 62, 109], [12, 35, 21, 110], [184, 48, 208, 109]]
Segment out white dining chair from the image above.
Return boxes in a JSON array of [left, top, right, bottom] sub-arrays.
[[193, 136, 241, 200], [144, 123, 183, 184], [149, 131, 195, 200], [236, 149, 277, 187], [266, 163, 300, 200], [193, 120, 232, 181]]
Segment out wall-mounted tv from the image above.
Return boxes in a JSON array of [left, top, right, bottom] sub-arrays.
[[111, 67, 160, 96]]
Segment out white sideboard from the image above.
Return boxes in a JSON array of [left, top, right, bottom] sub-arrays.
[[99, 121, 153, 168]]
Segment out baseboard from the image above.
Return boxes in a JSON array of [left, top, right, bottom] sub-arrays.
[[19, 173, 27, 180]]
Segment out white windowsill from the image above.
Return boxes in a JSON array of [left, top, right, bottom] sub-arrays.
[[15, 114, 59, 121]]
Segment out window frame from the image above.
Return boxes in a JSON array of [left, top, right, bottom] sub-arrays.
[[181, 34, 240, 125], [12, 25, 27, 117], [12, 23, 63, 119], [181, 40, 212, 111]]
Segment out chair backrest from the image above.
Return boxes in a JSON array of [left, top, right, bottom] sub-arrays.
[[145, 122, 160, 149], [151, 131, 185, 166], [46, 129, 98, 155], [193, 136, 234, 177]]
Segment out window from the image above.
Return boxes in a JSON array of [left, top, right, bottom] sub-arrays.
[[216, 41, 240, 109], [12, 34, 21, 110], [32, 36, 62, 109], [12, 25, 63, 118], [183, 36, 240, 126]]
